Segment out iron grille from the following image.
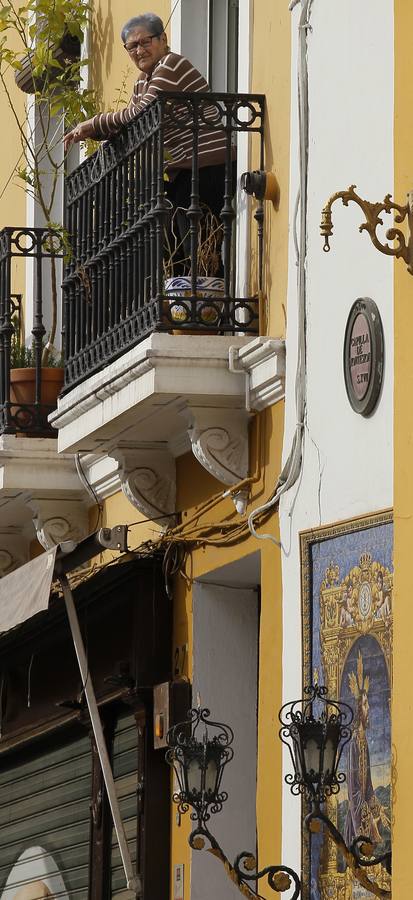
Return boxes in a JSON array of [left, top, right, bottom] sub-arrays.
[[63, 91, 265, 391], [0, 227, 64, 437]]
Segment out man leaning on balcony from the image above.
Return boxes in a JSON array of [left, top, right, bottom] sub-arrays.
[[64, 12, 230, 258]]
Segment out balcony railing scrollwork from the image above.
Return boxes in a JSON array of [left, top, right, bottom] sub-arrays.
[[63, 91, 265, 391], [0, 227, 64, 437]]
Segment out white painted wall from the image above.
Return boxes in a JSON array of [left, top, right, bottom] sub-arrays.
[[192, 577, 259, 900], [280, 0, 394, 875]]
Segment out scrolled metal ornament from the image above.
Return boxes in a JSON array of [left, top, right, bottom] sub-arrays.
[[166, 707, 301, 899], [351, 835, 392, 876], [234, 852, 301, 900], [304, 807, 391, 900], [320, 183, 413, 275], [279, 687, 391, 900], [279, 684, 353, 804], [166, 706, 234, 829]]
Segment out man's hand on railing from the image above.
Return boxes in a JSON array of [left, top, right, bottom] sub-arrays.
[[64, 119, 97, 153]]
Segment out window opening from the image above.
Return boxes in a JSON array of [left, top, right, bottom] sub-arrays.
[[208, 0, 239, 92]]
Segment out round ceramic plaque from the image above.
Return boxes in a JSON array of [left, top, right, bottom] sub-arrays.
[[343, 298, 384, 416]]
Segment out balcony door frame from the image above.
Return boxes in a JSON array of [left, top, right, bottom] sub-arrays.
[[170, 0, 252, 299]]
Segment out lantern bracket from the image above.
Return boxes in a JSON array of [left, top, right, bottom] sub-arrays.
[[305, 803, 391, 900], [279, 686, 392, 900], [166, 707, 301, 900]]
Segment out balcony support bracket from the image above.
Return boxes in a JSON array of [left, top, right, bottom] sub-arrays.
[[0, 530, 29, 575], [185, 407, 250, 512], [108, 445, 177, 529], [28, 497, 90, 550]]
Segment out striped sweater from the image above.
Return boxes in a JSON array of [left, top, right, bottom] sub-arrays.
[[91, 52, 229, 170]]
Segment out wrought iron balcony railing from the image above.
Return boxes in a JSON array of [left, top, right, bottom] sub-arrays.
[[0, 227, 64, 437], [63, 91, 265, 391]]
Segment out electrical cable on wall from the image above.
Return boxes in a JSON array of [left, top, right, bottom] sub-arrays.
[[246, 0, 313, 547], [75, 453, 103, 533]]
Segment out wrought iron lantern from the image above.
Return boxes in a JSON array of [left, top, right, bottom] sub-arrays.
[[166, 707, 301, 900], [279, 684, 353, 804], [278, 685, 391, 899], [166, 706, 234, 831]]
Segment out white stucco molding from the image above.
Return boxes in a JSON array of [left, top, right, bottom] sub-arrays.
[[185, 406, 250, 487], [76, 453, 122, 502], [108, 444, 176, 528], [49, 334, 285, 519], [0, 435, 93, 553], [0, 436, 86, 496], [28, 497, 90, 550], [49, 334, 255, 454], [229, 338, 286, 411]]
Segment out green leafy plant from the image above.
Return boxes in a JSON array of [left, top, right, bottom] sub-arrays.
[[0, 0, 99, 363], [10, 315, 63, 368]]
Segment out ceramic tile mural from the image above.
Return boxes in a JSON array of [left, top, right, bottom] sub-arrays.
[[300, 512, 393, 900]]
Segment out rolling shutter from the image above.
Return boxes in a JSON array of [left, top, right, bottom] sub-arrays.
[[110, 713, 140, 899], [0, 731, 92, 898]]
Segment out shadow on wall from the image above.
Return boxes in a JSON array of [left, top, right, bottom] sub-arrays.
[[91, 0, 115, 97]]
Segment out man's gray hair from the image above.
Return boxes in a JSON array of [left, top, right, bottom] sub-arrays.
[[121, 13, 165, 43]]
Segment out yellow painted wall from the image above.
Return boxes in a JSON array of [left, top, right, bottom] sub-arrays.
[[0, 28, 27, 229], [0, 26, 30, 302], [82, 488, 163, 572], [89, 2, 291, 897], [171, 394, 286, 900], [251, 0, 291, 339], [91, 1, 170, 110], [393, 3, 413, 897]]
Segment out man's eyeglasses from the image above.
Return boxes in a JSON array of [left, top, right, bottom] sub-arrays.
[[124, 33, 162, 53]]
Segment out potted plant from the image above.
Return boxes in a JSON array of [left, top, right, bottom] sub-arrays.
[[0, 0, 98, 366], [163, 204, 225, 330], [9, 321, 64, 433]]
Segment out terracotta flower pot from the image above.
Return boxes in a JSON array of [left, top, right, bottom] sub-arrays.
[[10, 367, 64, 405], [9, 367, 64, 435]]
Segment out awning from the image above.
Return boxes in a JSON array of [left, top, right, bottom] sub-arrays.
[[0, 528, 139, 896], [0, 547, 57, 634]]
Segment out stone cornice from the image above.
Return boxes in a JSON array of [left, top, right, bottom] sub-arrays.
[[229, 337, 286, 411], [49, 334, 286, 519]]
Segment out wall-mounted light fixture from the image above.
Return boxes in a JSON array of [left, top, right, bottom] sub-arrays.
[[166, 690, 392, 900], [279, 684, 391, 900], [241, 169, 279, 203], [166, 707, 301, 899], [320, 183, 413, 275]]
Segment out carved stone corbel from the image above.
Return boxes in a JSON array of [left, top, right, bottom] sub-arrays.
[[108, 445, 176, 528], [0, 532, 29, 576], [28, 499, 90, 550], [185, 407, 251, 512]]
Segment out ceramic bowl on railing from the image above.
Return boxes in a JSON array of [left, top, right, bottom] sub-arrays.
[[164, 276, 224, 327]]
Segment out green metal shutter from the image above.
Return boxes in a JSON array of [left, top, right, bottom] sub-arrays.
[[110, 713, 139, 898], [0, 731, 92, 898]]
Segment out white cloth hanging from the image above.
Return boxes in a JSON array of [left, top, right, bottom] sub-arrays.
[[0, 548, 57, 634]]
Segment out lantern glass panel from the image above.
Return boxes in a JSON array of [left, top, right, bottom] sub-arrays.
[[187, 755, 203, 796], [205, 754, 219, 796], [322, 723, 340, 783], [303, 735, 321, 781], [293, 734, 303, 779]]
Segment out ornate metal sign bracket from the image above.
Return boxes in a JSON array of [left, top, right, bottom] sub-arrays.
[[320, 184, 413, 274]]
